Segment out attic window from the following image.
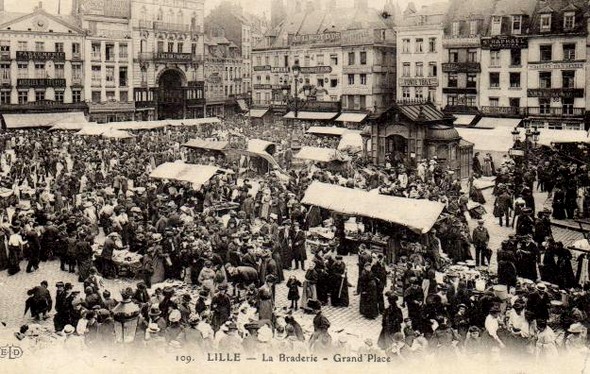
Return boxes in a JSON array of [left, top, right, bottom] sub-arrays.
[[540, 14, 551, 32], [512, 15, 522, 34], [564, 12, 575, 30], [491, 16, 502, 36], [451, 21, 460, 36], [48, 30, 53, 32]]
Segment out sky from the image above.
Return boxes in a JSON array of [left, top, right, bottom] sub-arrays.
[[1, 0, 435, 17]]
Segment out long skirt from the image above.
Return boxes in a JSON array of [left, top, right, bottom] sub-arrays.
[[77, 258, 94, 282], [0, 241, 8, 271], [7, 246, 20, 275], [301, 281, 317, 307]]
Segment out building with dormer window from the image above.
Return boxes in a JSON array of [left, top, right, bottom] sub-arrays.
[[396, 2, 448, 109], [524, 0, 588, 130], [441, 0, 496, 119], [479, 0, 536, 119], [0, 1, 88, 122]]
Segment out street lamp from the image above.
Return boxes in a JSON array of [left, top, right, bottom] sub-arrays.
[[292, 62, 301, 118], [511, 126, 520, 142], [532, 126, 540, 144]]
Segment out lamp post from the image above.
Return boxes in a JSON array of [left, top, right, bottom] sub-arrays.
[[289, 62, 301, 148], [511, 123, 541, 164]]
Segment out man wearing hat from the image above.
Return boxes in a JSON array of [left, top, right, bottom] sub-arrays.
[[494, 187, 513, 227], [330, 255, 349, 308], [472, 219, 490, 267], [100, 232, 122, 279], [211, 284, 231, 333], [291, 222, 307, 271], [516, 207, 534, 237], [148, 304, 168, 334], [527, 283, 550, 321], [54, 281, 69, 332]]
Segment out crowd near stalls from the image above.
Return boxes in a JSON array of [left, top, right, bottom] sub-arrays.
[[2, 114, 590, 363]]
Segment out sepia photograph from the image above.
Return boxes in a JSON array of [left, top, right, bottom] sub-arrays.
[[0, 0, 588, 372]]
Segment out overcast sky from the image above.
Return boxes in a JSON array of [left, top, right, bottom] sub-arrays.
[[3, 0, 434, 17]]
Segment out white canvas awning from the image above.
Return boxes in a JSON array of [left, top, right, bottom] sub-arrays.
[[456, 127, 513, 153], [111, 121, 169, 130], [294, 147, 350, 163], [537, 129, 589, 146], [76, 124, 113, 136], [237, 99, 249, 112], [338, 132, 363, 153], [4, 112, 87, 129], [247, 109, 269, 118], [301, 181, 444, 234], [49, 122, 98, 131], [102, 129, 134, 139], [183, 138, 229, 151], [178, 117, 222, 127], [453, 114, 476, 126], [149, 162, 220, 187], [283, 111, 338, 120], [475, 117, 522, 129], [334, 112, 368, 123], [306, 126, 348, 136]]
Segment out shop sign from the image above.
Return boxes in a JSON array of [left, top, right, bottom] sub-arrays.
[[441, 62, 481, 73], [17, 79, 66, 88], [253, 65, 271, 71], [253, 84, 272, 89], [527, 88, 584, 98], [271, 67, 289, 73], [16, 51, 65, 61], [300, 66, 332, 74], [398, 77, 438, 87], [481, 36, 528, 49], [529, 61, 584, 70], [289, 32, 341, 46]]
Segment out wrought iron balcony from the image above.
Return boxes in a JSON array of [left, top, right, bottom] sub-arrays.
[[527, 107, 584, 117], [154, 22, 190, 32]]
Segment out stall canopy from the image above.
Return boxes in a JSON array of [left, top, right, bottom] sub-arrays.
[[49, 122, 98, 131], [149, 162, 220, 187], [294, 146, 350, 163], [536, 129, 589, 146], [237, 99, 249, 112], [453, 114, 476, 127], [102, 129, 134, 139], [247, 109, 269, 118], [183, 138, 229, 151], [334, 113, 368, 123], [456, 127, 512, 153], [306, 126, 348, 136], [283, 111, 338, 120], [76, 124, 113, 136], [338, 131, 363, 153], [111, 121, 168, 131], [475, 117, 522, 129], [4, 112, 87, 129], [180, 117, 222, 127], [247, 139, 276, 155], [301, 181, 445, 234]]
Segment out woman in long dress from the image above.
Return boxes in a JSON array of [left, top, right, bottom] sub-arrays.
[[0, 228, 8, 271], [257, 277, 274, 321]]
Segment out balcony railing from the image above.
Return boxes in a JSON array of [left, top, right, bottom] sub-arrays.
[[443, 105, 480, 114], [91, 53, 101, 61], [154, 22, 190, 32], [138, 20, 153, 29], [527, 107, 585, 117], [72, 77, 82, 86], [480, 106, 527, 117], [72, 52, 81, 60]]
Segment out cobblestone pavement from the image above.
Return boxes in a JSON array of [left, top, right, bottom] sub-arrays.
[[0, 188, 586, 345]]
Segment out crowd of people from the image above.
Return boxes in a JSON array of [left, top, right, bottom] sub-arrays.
[[1, 115, 589, 364]]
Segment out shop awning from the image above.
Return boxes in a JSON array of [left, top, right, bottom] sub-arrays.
[[49, 122, 98, 131], [150, 162, 220, 188], [301, 181, 445, 234], [4, 112, 87, 129], [247, 139, 276, 155], [247, 109, 269, 118], [334, 112, 368, 123], [453, 114, 476, 126], [283, 111, 338, 120], [237, 99, 249, 112], [306, 126, 348, 136], [294, 147, 350, 163], [183, 138, 229, 151], [475, 117, 522, 129]]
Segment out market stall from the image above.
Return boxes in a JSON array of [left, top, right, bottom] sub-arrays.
[[230, 139, 283, 175], [183, 138, 230, 162], [301, 181, 445, 261], [294, 146, 350, 171], [149, 161, 221, 189]]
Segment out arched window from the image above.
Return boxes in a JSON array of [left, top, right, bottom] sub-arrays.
[[168, 9, 174, 24], [177, 10, 183, 25], [157, 8, 163, 21], [140, 6, 147, 20]]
